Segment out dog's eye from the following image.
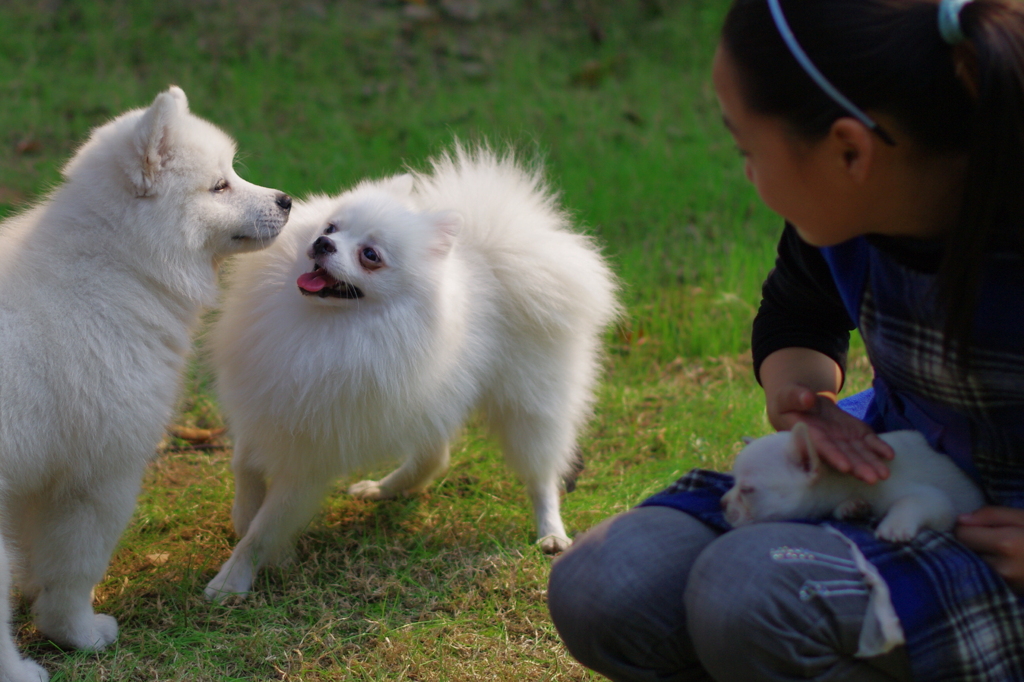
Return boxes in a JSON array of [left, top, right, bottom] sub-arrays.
[[740, 486, 755, 495], [212, 179, 229, 192], [359, 246, 383, 270], [324, 223, 338, 235]]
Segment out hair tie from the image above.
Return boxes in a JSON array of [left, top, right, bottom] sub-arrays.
[[939, 0, 974, 45]]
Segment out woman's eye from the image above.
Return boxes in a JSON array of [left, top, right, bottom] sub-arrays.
[[324, 223, 337, 235], [213, 179, 229, 192], [359, 247, 383, 269]]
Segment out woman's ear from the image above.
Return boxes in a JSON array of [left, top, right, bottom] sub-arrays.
[[828, 117, 876, 185]]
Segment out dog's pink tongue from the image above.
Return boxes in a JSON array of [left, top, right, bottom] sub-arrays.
[[297, 271, 328, 293]]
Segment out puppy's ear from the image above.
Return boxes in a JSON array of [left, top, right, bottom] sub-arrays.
[[789, 422, 822, 479], [429, 210, 462, 258], [132, 86, 189, 196]]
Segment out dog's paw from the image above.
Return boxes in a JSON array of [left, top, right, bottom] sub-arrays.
[[204, 583, 250, 603], [88, 614, 119, 650], [204, 562, 254, 603], [42, 613, 118, 651], [536, 534, 572, 554], [0, 656, 49, 682], [348, 479, 392, 500]]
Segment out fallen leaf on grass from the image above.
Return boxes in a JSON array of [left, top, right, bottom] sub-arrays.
[[146, 553, 170, 566], [0, 187, 27, 206], [167, 425, 227, 444], [570, 60, 606, 88], [15, 138, 41, 155], [569, 55, 626, 88]]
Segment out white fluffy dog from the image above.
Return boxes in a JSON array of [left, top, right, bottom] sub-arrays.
[[204, 146, 619, 600], [0, 86, 289, 677]]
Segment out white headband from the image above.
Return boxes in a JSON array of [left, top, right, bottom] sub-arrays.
[[938, 0, 974, 45]]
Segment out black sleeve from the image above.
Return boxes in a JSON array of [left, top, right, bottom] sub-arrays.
[[751, 223, 856, 386]]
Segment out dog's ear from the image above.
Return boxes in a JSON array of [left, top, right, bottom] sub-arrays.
[[132, 86, 189, 196], [429, 210, 462, 258], [381, 173, 415, 198], [789, 422, 822, 479]]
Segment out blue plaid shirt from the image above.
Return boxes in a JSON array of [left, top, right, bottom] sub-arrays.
[[643, 236, 1024, 681]]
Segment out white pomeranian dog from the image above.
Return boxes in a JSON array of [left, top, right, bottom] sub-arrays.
[[204, 145, 619, 600], [722, 423, 985, 542]]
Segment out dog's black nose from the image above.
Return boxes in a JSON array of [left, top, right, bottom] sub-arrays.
[[276, 193, 292, 211], [312, 236, 336, 255]]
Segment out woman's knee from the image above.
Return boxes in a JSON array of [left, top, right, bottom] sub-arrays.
[[684, 523, 909, 681], [685, 526, 806, 669], [549, 506, 716, 622], [548, 506, 718, 676]]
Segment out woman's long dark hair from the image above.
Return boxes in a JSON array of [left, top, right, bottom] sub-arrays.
[[723, 0, 1024, 365]]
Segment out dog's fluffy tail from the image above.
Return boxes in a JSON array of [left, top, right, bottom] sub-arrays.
[[411, 143, 620, 338], [562, 448, 586, 493]]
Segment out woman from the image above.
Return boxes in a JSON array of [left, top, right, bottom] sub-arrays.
[[548, 1, 1024, 680]]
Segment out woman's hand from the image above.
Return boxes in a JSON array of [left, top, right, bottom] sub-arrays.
[[759, 348, 893, 484], [956, 507, 1024, 595], [769, 383, 894, 484]]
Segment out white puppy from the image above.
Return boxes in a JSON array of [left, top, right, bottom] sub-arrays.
[[205, 146, 619, 600], [0, 86, 289, 674], [722, 423, 985, 542]]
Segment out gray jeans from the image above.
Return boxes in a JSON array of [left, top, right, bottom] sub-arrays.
[[547, 506, 914, 682]]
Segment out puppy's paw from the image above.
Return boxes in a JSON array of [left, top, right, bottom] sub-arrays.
[[1, 656, 49, 682], [348, 480, 394, 500], [536, 534, 572, 554], [834, 497, 872, 521], [875, 516, 919, 544]]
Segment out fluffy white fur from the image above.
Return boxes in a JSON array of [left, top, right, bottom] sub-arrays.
[[723, 423, 986, 542], [204, 146, 619, 600], [0, 86, 289, 676]]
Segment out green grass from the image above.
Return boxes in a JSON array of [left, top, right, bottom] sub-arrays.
[[0, 1, 870, 679]]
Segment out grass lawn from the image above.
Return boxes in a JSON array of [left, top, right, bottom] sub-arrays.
[[0, 1, 871, 679]]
